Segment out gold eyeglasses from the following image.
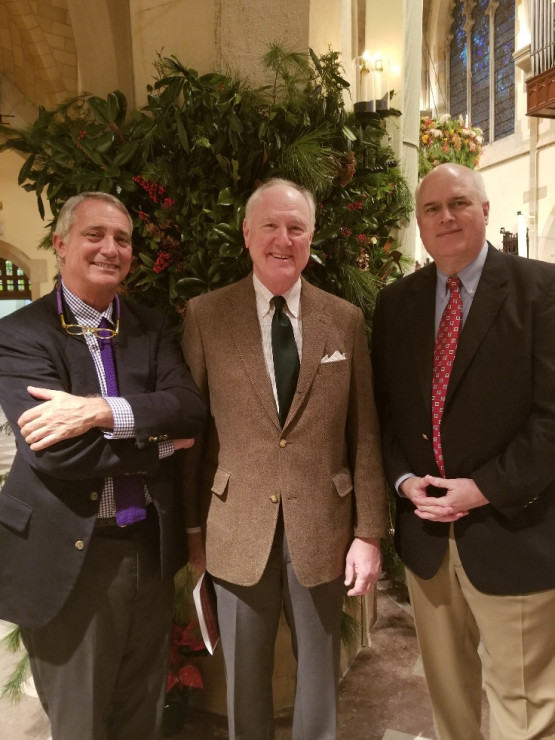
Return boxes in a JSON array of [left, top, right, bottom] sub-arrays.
[[59, 314, 120, 339], [56, 278, 120, 339]]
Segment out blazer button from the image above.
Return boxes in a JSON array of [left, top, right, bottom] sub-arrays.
[[75, 540, 85, 551], [279, 439, 287, 448], [422, 433, 429, 441], [90, 491, 99, 501], [270, 495, 279, 504]]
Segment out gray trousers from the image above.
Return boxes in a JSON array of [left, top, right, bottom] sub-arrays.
[[214, 512, 345, 740], [22, 510, 174, 740]]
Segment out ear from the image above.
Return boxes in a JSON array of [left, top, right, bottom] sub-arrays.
[[242, 218, 250, 249], [482, 201, 490, 225], [53, 234, 66, 261]]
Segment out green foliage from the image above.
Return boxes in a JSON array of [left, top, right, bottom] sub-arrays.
[[1, 48, 412, 323], [0, 625, 30, 703]]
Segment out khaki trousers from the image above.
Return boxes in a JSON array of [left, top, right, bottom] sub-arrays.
[[406, 530, 555, 740]]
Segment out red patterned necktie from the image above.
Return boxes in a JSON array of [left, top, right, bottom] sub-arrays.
[[431, 276, 462, 477]]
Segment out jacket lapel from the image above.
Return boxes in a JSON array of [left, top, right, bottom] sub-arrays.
[[446, 245, 508, 403], [405, 265, 437, 414], [223, 277, 282, 428], [47, 290, 102, 395], [285, 279, 331, 426]]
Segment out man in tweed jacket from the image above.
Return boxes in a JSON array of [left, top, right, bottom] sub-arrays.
[[182, 179, 386, 740]]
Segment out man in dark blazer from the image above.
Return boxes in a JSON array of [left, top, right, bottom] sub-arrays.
[[182, 178, 386, 739], [0, 192, 206, 740], [371, 163, 555, 740]]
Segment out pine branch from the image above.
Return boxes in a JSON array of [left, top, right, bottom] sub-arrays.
[[1, 626, 30, 703], [0, 653, 31, 703]]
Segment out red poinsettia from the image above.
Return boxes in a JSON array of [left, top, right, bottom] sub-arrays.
[[166, 621, 206, 694]]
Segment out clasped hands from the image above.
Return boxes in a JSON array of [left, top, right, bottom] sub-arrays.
[[18, 386, 195, 452], [400, 474, 488, 523]]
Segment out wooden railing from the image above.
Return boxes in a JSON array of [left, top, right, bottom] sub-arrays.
[[526, 0, 555, 117]]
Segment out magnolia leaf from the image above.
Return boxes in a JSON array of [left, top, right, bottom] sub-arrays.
[[218, 242, 243, 258], [86, 95, 114, 124], [216, 187, 234, 206], [18, 155, 35, 185], [112, 141, 139, 167]]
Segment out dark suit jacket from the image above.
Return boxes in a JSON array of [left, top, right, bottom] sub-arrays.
[[371, 245, 555, 595], [182, 275, 386, 588], [0, 289, 206, 628]]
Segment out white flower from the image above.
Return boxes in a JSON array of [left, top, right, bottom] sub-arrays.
[[439, 113, 451, 124]]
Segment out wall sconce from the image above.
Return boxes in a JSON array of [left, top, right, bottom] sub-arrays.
[[354, 53, 390, 116]]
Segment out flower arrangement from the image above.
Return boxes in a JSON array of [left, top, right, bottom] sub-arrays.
[[418, 114, 483, 178]]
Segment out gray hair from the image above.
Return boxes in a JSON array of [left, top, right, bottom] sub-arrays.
[[244, 178, 316, 230], [54, 192, 133, 240], [415, 164, 488, 213]]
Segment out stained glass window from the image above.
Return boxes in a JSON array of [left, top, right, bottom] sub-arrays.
[[0, 259, 31, 298], [494, 3, 516, 140], [449, 1, 467, 120], [449, 0, 515, 145], [471, 0, 490, 143]]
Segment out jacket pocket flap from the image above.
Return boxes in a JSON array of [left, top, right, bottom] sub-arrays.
[[0, 493, 32, 533], [211, 467, 230, 497], [332, 468, 354, 497]]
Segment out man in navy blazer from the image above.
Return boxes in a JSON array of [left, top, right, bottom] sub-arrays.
[[372, 164, 555, 740], [0, 192, 206, 740]]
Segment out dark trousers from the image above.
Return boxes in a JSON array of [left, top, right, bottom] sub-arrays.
[[22, 508, 174, 740]]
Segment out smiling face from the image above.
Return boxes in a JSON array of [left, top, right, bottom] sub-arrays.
[[243, 183, 314, 295], [416, 164, 490, 274], [53, 197, 133, 311]]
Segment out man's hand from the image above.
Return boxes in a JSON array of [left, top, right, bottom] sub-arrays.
[[18, 386, 113, 451], [187, 531, 206, 573], [410, 475, 489, 522], [173, 438, 195, 450], [344, 537, 382, 596]]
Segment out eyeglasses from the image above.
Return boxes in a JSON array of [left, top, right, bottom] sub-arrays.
[[59, 313, 120, 339], [56, 277, 121, 339]]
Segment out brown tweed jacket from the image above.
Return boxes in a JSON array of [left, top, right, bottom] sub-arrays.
[[181, 274, 386, 588]]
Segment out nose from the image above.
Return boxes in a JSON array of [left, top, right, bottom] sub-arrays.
[[438, 205, 455, 224], [100, 235, 119, 256], [274, 226, 292, 246]]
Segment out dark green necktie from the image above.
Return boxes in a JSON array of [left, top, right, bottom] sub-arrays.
[[271, 296, 300, 427]]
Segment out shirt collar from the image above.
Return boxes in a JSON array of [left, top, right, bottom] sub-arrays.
[[61, 281, 115, 326], [253, 273, 302, 318], [436, 241, 488, 297]]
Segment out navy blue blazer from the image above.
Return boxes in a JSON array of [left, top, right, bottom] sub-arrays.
[[371, 245, 555, 595], [0, 289, 206, 628]]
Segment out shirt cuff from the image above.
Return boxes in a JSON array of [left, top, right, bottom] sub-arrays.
[[103, 397, 135, 438], [158, 440, 175, 459], [395, 473, 415, 497], [186, 526, 202, 534]]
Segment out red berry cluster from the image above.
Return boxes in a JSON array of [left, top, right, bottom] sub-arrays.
[[133, 175, 167, 204], [153, 249, 175, 273]]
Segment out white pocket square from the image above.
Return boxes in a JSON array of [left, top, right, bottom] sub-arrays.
[[321, 351, 346, 364]]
